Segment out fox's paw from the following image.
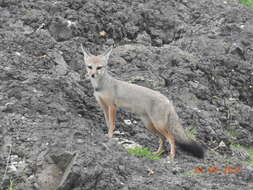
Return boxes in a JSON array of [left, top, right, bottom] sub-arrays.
[[106, 132, 113, 138], [153, 149, 165, 156], [166, 155, 175, 163], [167, 153, 175, 159]]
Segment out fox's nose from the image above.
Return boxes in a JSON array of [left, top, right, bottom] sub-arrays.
[[91, 74, 95, 78]]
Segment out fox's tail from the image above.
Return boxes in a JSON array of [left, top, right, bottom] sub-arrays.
[[172, 123, 205, 159], [177, 140, 204, 159]]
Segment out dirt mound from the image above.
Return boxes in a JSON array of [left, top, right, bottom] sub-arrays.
[[0, 0, 253, 189]]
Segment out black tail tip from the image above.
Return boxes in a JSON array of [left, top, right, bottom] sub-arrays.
[[178, 141, 205, 159]]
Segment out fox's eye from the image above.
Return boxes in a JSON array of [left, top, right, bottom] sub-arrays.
[[97, 66, 103, 70], [87, 66, 92, 69]]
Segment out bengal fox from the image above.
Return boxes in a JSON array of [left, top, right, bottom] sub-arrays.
[[81, 45, 204, 159]]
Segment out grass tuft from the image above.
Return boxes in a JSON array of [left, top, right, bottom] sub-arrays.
[[127, 146, 161, 160], [8, 180, 15, 190], [186, 127, 197, 141], [227, 129, 238, 138], [239, 0, 253, 7], [231, 144, 253, 166], [0, 180, 15, 190]]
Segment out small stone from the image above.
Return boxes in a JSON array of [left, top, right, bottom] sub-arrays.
[[9, 164, 17, 172], [136, 31, 152, 45], [99, 31, 107, 37], [147, 168, 155, 175], [124, 119, 132, 125], [219, 141, 226, 147], [106, 38, 115, 46], [153, 38, 163, 46], [76, 138, 85, 144], [15, 52, 21, 56]]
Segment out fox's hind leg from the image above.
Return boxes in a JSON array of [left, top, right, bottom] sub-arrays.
[[149, 110, 176, 158], [141, 116, 165, 155], [156, 127, 176, 158], [154, 137, 166, 155]]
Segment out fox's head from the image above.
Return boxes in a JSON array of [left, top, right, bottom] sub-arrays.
[[81, 45, 112, 80]]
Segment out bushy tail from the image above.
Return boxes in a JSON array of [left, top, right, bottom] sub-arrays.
[[177, 140, 205, 159], [165, 108, 205, 159]]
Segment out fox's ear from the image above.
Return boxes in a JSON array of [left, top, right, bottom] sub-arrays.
[[102, 46, 113, 62], [80, 44, 91, 60]]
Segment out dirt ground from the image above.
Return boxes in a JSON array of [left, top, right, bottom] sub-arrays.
[[0, 0, 253, 189]]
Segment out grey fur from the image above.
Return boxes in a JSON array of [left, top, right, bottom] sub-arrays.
[[81, 46, 204, 158]]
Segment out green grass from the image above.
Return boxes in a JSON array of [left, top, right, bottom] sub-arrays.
[[231, 144, 253, 166], [227, 129, 238, 138], [225, 128, 238, 144], [181, 170, 196, 177], [186, 127, 197, 141], [239, 0, 253, 7], [127, 147, 161, 160], [0, 180, 15, 190], [248, 149, 253, 166], [8, 180, 15, 190]]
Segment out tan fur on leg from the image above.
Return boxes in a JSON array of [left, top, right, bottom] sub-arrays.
[[141, 116, 166, 155], [155, 128, 176, 158], [108, 106, 116, 137], [153, 137, 165, 155]]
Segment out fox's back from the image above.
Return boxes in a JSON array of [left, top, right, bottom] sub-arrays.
[[97, 77, 171, 115]]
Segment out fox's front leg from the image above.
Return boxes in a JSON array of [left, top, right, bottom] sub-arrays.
[[108, 106, 116, 137], [97, 98, 110, 132], [97, 98, 116, 137]]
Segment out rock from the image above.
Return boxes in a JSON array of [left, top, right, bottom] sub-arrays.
[[49, 16, 73, 42], [47, 51, 69, 76], [136, 31, 152, 45]]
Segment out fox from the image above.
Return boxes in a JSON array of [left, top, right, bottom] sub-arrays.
[[80, 45, 204, 159]]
